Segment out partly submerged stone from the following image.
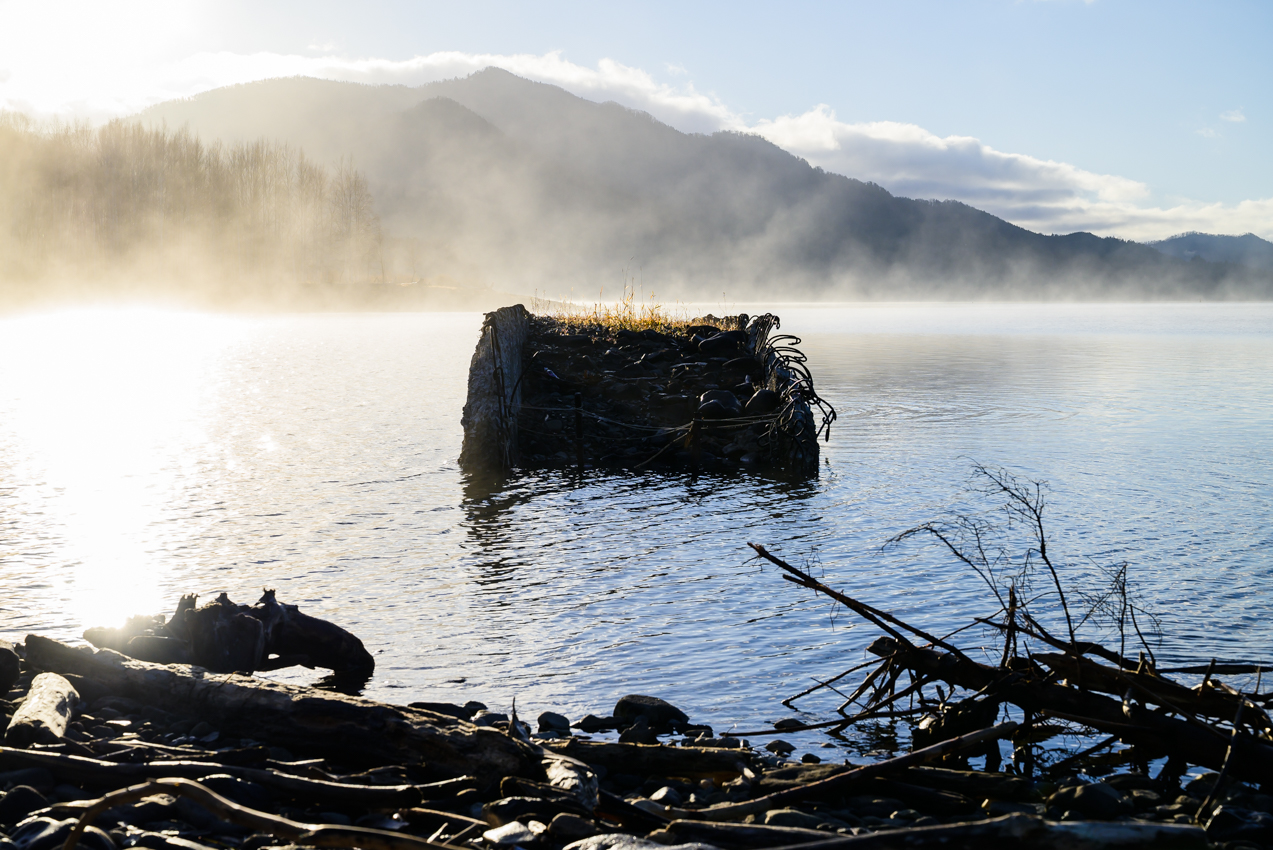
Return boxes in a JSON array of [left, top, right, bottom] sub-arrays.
[[614, 694, 689, 731]]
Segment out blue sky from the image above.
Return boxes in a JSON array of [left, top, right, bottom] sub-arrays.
[[1, 0, 1269, 240]]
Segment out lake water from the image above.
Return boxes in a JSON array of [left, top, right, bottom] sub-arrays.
[[1, 302, 1270, 760]]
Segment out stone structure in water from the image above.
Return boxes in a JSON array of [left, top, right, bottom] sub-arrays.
[[460, 305, 835, 477]]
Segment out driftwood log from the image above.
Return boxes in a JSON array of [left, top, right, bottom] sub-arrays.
[[59, 778, 454, 850], [0, 746, 426, 808], [22, 635, 534, 786], [542, 739, 749, 782], [700, 722, 1017, 822], [757, 813, 1208, 850], [83, 590, 374, 676], [4, 672, 78, 747]]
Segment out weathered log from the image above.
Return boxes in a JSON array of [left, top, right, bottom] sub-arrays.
[[595, 789, 672, 832], [651, 819, 835, 849], [1034, 652, 1258, 728], [699, 723, 1017, 822], [0, 746, 423, 807], [5, 673, 78, 747], [86, 590, 374, 676], [22, 636, 536, 785], [869, 778, 978, 816], [898, 766, 1034, 801], [759, 813, 1207, 850], [258, 591, 374, 675], [60, 778, 456, 850], [541, 739, 749, 781], [542, 749, 599, 809]]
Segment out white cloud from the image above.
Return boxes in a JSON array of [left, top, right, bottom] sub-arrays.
[[0, 41, 1268, 241], [1220, 109, 1246, 123], [1196, 128, 1220, 138], [745, 106, 1273, 242]]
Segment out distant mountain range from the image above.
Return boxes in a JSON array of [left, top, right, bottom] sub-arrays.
[[1147, 232, 1273, 272], [141, 69, 1273, 300]]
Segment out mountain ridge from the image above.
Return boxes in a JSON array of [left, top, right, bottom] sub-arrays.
[[1148, 232, 1273, 272], [139, 70, 1272, 300]]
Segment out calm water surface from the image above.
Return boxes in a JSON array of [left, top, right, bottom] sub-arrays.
[[1, 303, 1270, 758]]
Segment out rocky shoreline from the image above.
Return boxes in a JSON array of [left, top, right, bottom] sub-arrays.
[[0, 633, 1245, 850]]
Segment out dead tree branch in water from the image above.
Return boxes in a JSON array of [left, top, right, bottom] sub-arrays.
[[751, 464, 1273, 792]]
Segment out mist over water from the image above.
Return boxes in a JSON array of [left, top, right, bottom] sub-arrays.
[[1, 302, 1270, 759]]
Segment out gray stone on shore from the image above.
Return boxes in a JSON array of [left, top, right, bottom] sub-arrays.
[[483, 820, 540, 846], [0, 639, 20, 695], [564, 835, 720, 850], [538, 711, 571, 734], [471, 711, 509, 728], [649, 786, 684, 807], [548, 813, 601, 843], [617, 716, 658, 745], [1048, 782, 1131, 819], [575, 714, 619, 732], [614, 694, 689, 731]]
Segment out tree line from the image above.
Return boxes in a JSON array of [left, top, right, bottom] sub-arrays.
[[0, 114, 384, 296]]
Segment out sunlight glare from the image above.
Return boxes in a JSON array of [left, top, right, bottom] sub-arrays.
[[0, 307, 244, 633]]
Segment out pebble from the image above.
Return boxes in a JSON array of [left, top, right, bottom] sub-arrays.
[[1048, 782, 1131, 820], [563, 834, 719, 850], [549, 813, 601, 842], [483, 820, 538, 846], [575, 714, 619, 733], [471, 711, 509, 727], [650, 786, 683, 806]]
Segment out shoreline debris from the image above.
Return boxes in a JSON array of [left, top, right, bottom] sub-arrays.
[[81, 591, 374, 678], [0, 627, 1238, 850]]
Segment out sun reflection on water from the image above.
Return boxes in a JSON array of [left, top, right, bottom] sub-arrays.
[[0, 307, 246, 634]]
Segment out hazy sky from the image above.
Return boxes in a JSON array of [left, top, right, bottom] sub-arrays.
[[1, 0, 1269, 240]]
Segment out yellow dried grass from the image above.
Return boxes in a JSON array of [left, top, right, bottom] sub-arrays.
[[530, 284, 693, 334]]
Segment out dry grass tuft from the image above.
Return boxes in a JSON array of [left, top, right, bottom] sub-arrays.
[[531, 285, 693, 334]]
